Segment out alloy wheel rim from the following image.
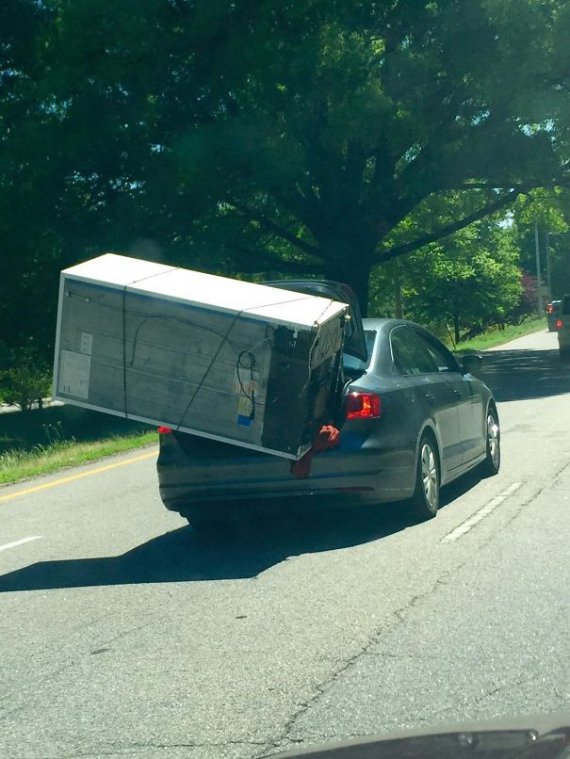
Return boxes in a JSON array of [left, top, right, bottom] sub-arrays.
[[487, 415, 500, 467], [421, 443, 438, 509]]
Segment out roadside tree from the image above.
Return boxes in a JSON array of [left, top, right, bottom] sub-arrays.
[[374, 221, 522, 344], [2, 0, 570, 351]]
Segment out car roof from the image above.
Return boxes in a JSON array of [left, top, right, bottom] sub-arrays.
[[361, 317, 429, 332], [361, 316, 458, 353]]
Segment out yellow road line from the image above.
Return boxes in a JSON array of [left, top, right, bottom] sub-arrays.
[[0, 449, 158, 504]]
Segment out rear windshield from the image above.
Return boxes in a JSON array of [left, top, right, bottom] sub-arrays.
[[343, 330, 376, 372]]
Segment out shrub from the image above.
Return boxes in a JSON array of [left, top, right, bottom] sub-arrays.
[[0, 348, 52, 411]]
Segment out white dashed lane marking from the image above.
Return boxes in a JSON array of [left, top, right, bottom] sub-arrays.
[[0, 536, 42, 553], [441, 482, 524, 543]]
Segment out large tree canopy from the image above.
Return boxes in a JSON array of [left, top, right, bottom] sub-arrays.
[[165, 0, 570, 306], [2, 0, 570, 352]]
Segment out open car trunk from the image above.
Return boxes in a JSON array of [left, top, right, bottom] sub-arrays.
[[263, 279, 368, 362]]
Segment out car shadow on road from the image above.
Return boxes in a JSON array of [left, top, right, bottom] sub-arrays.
[[477, 348, 570, 402], [0, 502, 418, 592]]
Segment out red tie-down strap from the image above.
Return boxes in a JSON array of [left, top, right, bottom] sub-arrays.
[[290, 424, 341, 479]]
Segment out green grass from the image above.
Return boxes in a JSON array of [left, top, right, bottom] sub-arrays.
[[451, 316, 547, 352], [0, 430, 157, 486]]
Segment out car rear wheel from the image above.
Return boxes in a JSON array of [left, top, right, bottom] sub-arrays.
[[410, 434, 440, 520], [480, 409, 500, 477]]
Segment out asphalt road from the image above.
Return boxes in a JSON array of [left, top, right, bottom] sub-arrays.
[[1, 328, 569, 759]]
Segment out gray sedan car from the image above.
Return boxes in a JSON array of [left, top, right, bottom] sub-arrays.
[[157, 318, 500, 530]]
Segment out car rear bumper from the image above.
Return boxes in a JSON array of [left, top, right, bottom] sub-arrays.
[[157, 431, 414, 514]]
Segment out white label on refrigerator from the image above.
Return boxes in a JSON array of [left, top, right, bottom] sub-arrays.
[[59, 350, 91, 399], [80, 331, 93, 355]]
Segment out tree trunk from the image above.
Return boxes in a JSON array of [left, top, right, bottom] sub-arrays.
[[454, 312, 460, 345], [320, 241, 374, 317]]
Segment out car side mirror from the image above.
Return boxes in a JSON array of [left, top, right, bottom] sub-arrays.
[[458, 353, 483, 375]]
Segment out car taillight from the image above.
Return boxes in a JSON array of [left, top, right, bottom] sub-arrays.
[[556, 319, 563, 329], [158, 426, 173, 434], [345, 392, 381, 420]]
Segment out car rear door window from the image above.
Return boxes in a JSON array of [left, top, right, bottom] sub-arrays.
[[391, 327, 459, 376], [390, 328, 438, 375], [419, 336, 459, 373]]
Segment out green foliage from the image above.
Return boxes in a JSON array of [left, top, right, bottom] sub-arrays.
[[166, 0, 569, 307], [506, 189, 570, 299], [371, 219, 523, 344], [0, 347, 52, 411], [2, 0, 570, 340], [507, 273, 540, 325], [514, 189, 569, 233]]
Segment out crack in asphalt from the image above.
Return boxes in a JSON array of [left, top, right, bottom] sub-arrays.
[[251, 570, 462, 758], [1, 620, 154, 712], [276, 669, 567, 754], [251, 470, 569, 759], [417, 668, 559, 727], [501, 458, 570, 529], [551, 458, 570, 486]]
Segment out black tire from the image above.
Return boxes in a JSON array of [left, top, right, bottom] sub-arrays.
[[560, 347, 570, 362], [410, 433, 440, 520], [480, 408, 501, 477]]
